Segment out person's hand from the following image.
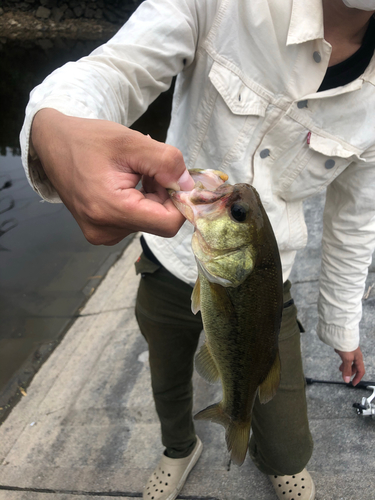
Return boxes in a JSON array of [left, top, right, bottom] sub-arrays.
[[30, 108, 195, 245], [335, 347, 365, 386]]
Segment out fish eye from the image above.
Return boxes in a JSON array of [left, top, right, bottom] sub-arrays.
[[230, 203, 248, 222]]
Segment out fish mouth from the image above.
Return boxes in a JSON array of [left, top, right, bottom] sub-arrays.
[[169, 169, 232, 225], [188, 169, 229, 190], [168, 169, 228, 198]]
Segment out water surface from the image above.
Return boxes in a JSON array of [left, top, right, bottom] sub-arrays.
[[0, 37, 172, 414]]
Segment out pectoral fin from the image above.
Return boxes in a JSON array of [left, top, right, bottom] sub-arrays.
[[195, 342, 219, 383], [258, 352, 281, 404], [191, 276, 201, 314]]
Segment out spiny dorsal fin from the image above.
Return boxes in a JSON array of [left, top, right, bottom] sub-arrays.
[[195, 342, 220, 383], [258, 352, 281, 404], [191, 276, 201, 314]]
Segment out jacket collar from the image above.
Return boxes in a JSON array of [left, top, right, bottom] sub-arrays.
[[362, 55, 375, 85], [286, 1, 375, 86], [286, 0, 324, 45]]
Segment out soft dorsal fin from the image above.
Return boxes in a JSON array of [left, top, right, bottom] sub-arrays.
[[258, 352, 281, 404], [191, 276, 201, 314], [195, 342, 220, 384]]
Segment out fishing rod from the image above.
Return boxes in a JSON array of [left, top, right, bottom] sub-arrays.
[[305, 377, 375, 389], [305, 377, 375, 417]]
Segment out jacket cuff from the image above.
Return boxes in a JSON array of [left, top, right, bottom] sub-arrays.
[[316, 320, 359, 352], [20, 98, 97, 203]]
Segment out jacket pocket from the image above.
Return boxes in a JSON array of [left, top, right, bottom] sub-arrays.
[[194, 61, 270, 180], [279, 132, 363, 200], [209, 61, 269, 116]]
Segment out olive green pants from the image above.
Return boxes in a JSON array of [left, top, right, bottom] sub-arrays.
[[135, 252, 313, 475]]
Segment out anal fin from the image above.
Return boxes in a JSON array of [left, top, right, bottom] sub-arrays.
[[195, 342, 219, 384], [258, 352, 281, 404]]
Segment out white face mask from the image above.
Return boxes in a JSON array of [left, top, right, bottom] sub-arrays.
[[342, 0, 375, 10]]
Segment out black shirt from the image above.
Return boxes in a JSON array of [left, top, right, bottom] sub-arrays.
[[318, 16, 375, 92]]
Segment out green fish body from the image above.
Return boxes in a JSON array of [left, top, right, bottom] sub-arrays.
[[169, 169, 283, 465]]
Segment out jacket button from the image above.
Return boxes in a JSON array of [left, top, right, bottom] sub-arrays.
[[313, 51, 322, 63], [260, 149, 270, 159], [325, 159, 335, 169], [297, 100, 308, 108]]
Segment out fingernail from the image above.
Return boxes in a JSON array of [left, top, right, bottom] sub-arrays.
[[344, 376, 351, 383], [177, 170, 195, 191]]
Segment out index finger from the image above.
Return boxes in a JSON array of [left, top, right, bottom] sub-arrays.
[[118, 189, 186, 238], [123, 130, 195, 191], [351, 360, 366, 386]]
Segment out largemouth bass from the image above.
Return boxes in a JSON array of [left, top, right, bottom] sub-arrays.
[[169, 169, 283, 466]]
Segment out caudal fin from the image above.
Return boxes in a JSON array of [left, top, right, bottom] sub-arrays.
[[194, 403, 251, 466], [226, 420, 252, 466]]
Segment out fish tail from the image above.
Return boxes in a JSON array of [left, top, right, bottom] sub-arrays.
[[194, 403, 251, 466], [226, 420, 251, 466]]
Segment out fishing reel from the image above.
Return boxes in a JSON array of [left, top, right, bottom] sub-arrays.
[[306, 377, 375, 417], [353, 386, 375, 416]]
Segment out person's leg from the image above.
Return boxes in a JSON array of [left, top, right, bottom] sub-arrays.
[[135, 252, 203, 458], [249, 281, 313, 476]]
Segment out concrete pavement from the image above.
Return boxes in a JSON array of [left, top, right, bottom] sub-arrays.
[[0, 192, 374, 500]]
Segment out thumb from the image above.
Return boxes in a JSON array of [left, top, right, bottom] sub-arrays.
[[342, 363, 352, 384], [339, 356, 353, 383]]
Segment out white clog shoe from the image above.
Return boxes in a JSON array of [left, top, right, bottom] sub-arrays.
[[143, 437, 203, 500], [269, 468, 315, 500]]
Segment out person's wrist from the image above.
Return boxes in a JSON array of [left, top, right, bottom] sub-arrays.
[[31, 108, 65, 156]]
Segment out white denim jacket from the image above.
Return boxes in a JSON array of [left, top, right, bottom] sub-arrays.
[[20, 0, 375, 351]]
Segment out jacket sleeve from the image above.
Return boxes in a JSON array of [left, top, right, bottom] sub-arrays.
[[19, 0, 218, 202], [317, 157, 375, 351]]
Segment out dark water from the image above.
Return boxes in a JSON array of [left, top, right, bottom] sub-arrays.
[[0, 37, 172, 414]]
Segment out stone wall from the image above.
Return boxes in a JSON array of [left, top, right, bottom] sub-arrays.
[[0, 0, 144, 25]]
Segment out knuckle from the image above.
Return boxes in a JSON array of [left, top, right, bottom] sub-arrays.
[[82, 203, 107, 227], [103, 241, 118, 247], [104, 238, 122, 246], [80, 219, 115, 246], [83, 228, 107, 246], [162, 227, 179, 238], [158, 221, 181, 238], [162, 145, 184, 168]]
